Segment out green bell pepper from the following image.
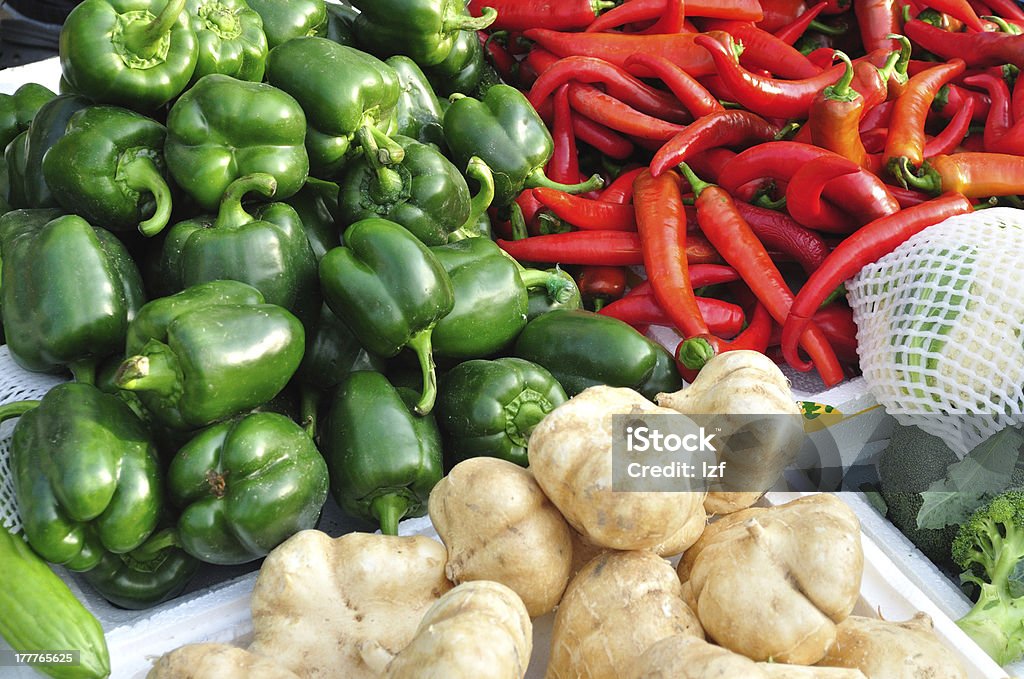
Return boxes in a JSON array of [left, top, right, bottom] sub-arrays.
[[187, 0, 268, 83], [285, 177, 341, 262], [0, 209, 146, 383], [429, 237, 529, 358], [338, 135, 489, 246], [351, 0, 497, 67], [59, 0, 198, 111], [425, 28, 485, 98], [322, 370, 443, 535], [0, 83, 55, 151], [436, 357, 567, 467], [513, 309, 682, 400], [443, 84, 604, 207], [159, 173, 320, 324], [245, 0, 327, 49], [0, 154, 10, 216], [113, 301, 306, 429], [265, 37, 402, 178], [164, 411, 329, 564], [388, 56, 446, 149], [125, 279, 265, 355], [165, 74, 309, 211], [42, 105, 174, 237], [81, 541, 199, 610], [4, 94, 91, 210], [0, 382, 163, 572], [325, 2, 359, 45], [319, 218, 455, 415], [526, 266, 583, 321], [298, 303, 386, 392]]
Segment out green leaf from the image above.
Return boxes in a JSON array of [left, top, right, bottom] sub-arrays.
[[916, 427, 1024, 530]]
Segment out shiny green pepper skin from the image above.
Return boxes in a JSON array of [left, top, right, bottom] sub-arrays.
[[168, 411, 329, 564], [187, 0, 269, 83], [82, 543, 199, 610]]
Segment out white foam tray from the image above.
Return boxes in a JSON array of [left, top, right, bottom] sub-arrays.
[[0, 58, 1014, 679]]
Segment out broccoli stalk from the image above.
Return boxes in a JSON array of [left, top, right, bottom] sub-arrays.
[[952, 491, 1024, 664]]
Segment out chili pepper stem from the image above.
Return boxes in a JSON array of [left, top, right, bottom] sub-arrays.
[[0, 400, 41, 424], [215, 173, 277, 229], [121, 0, 187, 61], [371, 494, 410, 536], [825, 51, 857, 102], [442, 6, 498, 33], [114, 344, 183, 397], [406, 329, 438, 416], [121, 154, 173, 237], [881, 34, 912, 88], [896, 157, 941, 193], [677, 337, 718, 370], [677, 163, 714, 197], [525, 169, 604, 195], [356, 126, 405, 205], [128, 527, 182, 562]]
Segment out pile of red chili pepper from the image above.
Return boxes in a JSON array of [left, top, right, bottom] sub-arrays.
[[475, 0, 1024, 388]]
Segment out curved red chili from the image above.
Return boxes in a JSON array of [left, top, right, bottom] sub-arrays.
[[639, 0, 686, 34], [600, 294, 746, 338], [961, 72, 1024, 154], [785, 155, 862, 232], [923, 96, 976, 157], [649, 110, 780, 177], [679, 163, 843, 385], [583, 0, 662, 33], [883, 59, 967, 174], [599, 167, 646, 204], [774, 2, 828, 45], [808, 51, 880, 173], [548, 85, 581, 185], [915, 0, 992, 32], [854, 0, 902, 53], [704, 19, 824, 79], [623, 53, 725, 118], [780, 192, 974, 369], [497, 230, 644, 265], [532, 188, 637, 231], [677, 302, 774, 370], [734, 202, 831, 274], [902, 152, 1024, 197], [566, 83, 687, 140]]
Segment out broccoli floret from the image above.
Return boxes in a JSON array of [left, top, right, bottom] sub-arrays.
[[952, 491, 1024, 665]]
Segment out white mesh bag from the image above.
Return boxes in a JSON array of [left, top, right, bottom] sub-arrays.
[[846, 207, 1024, 457], [0, 346, 66, 534]]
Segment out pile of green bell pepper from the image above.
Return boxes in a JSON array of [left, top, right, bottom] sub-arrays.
[[0, 7, 713, 613]]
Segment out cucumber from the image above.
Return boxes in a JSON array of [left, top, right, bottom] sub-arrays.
[[0, 524, 110, 678]]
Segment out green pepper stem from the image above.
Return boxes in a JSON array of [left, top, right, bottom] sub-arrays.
[[896, 157, 942, 194], [461, 156, 495, 232], [518, 266, 582, 308], [122, 0, 187, 60], [443, 6, 497, 33], [677, 337, 717, 371], [593, 0, 617, 11], [0, 400, 41, 425], [525, 169, 604, 196], [128, 527, 181, 562], [824, 51, 857, 103], [214, 173, 277, 230], [69, 359, 96, 385], [114, 341, 183, 396], [510, 399, 548, 442], [677, 162, 714, 198], [406, 329, 438, 416], [300, 387, 319, 440], [371, 494, 410, 536], [121, 154, 173, 237], [508, 201, 529, 241], [356, 126, 405, 205], [807, 19, 846, 35], [984, 15, 1021, 34]]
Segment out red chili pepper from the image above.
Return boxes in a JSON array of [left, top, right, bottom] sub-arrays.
[[584, 0, 663, 33], [566, 83, 687, 141], [678, 163, 843, 384], [902, 152, 1024, 197], [521, 28, 727, 78], [769, 305, 859, 364], [600, 293, 746, 338], [808, 52, 881, 174], [757, 0, 810, 32], [693, 32, 855, 119], [599, 167, 646, 203], [497, 230, 643, 265], [773, 1, 828, 44], [536, 97, 637, 160], [781, 192, 973, 368], [532, 187, 638, 230], [677, 301, 774, 370], [888, 184, 933, 207], [704, 19, 824, 79], [685, 148, 737, 182], [859, 99, 894, 132], [916, 0, 992, 31], [623, 53, 725, 118], [628, 262, 742, 293], [685, 0, 764, 20], [549, 85, 581, 185], [932, 83, 990, 123], [734, 201, 831, 274], [785, 154, 862, 232], [527, 56, 691, 124], [632, 170, 711, 338], [853, 0, 902, 53], [884, 59, 967, 173], [923, 95, 976, 157], [718, 142, 901, 230], [519, 47, 560, 89], [903, 19, 1024, 69], [480, 32, 518, 84], [650, 110, 780, 176], [961, 71, 1024, 154], [1013, 68, 1024, 122], [639, 0, 686, 34], [468, 0, 616, 31], [578, 265, 628, 310], [986, 0, 1024, 21]]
